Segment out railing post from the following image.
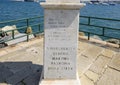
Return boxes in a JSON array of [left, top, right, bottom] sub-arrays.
[[27, 19, 29, 27], [119, 39, 120, 49], [88, 33, 90, 40], [38, 24, 41, 32], [88, 17, 90, 25], [12, 30, 15, 39], [26, 18, 29, 42], [27, 34, 29, 42], [102, 27, 105, 36]]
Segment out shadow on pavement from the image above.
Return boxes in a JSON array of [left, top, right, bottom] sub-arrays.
[[0, 62, 43, 85]]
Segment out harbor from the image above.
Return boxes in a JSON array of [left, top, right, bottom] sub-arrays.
[[0, 0, 120, 85]]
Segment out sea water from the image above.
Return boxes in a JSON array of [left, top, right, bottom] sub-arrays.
[[0, 1, 120, 39]]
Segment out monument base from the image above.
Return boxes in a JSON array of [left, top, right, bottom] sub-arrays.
[[39, 74, 81, 85]]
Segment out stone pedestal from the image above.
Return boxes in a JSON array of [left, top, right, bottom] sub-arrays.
[[39, 74, 80, 85], [39, 0, 85, 85]]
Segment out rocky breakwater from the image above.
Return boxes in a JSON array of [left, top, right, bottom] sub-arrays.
[[0, 25, 19, 48]]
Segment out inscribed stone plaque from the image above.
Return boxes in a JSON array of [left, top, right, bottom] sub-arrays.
[[44, 9, 79, 79]]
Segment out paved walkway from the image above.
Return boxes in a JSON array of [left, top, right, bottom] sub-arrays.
[[0, 37, 120, 85]]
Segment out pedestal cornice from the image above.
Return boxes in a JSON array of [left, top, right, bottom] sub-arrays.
[[40, 3, 86, 9]]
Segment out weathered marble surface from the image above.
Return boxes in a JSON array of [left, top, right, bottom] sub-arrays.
[[44, 9, 79, 79], [41, 0, 85, 79]]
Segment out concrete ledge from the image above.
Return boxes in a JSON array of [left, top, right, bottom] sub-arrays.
[[79, 36, 119, 48]]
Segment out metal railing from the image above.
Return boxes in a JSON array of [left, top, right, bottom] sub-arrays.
[[0, 16, 44, 44], [79, 16, 120, 47], [0, 16, 120, 47]]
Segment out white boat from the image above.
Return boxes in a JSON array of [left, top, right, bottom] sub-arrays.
[[109, 2, 116, 6], [94, 2, 99, 4], [101, 2, 109, 5], [88, 1, 93, 4]]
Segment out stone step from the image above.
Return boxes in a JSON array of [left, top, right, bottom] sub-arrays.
[[6, 65, 33, 85], [0, 64, 13, 82]]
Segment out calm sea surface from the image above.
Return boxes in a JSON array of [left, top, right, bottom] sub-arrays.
[[0, 1, 120, 39], [1, 2, 120, 20]]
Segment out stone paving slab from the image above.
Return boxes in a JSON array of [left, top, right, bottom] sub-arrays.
[[77, 55, 92, 77], [97, 68, 120, 85], [78, 42, 91, 55], [17, 38, 43, 48], [89, 55, 110, 74], [109, 53, 120, 71], [0, 83, 8, 85], [2, 45, 23, 53], [0, 50, 7, 57], [82, 45, 103, 61], [101, 48, 115, 58], [85, 70, 99, 83], [1, 53, 31, 62], [80, 75, 94, 85], [0, 49, 26, 62]]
